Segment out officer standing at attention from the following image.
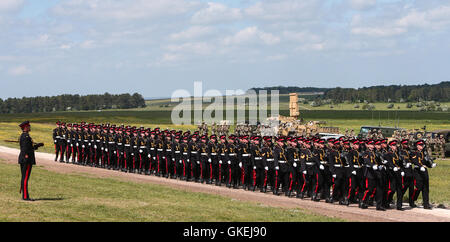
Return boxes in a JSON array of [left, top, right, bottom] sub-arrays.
[[18, 121, 43, 201]]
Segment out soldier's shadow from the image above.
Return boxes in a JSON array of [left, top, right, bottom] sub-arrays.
[[33, 197, 64, 201]]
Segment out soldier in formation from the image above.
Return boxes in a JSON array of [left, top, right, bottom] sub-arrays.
[[54, 121, 439, 210]]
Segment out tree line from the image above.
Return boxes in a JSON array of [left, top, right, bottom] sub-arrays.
[[0, 93, 146, 114], [249, 81, 449, 102]]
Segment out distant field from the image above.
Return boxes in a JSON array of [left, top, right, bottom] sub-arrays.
[[0, 161, 341, 222]]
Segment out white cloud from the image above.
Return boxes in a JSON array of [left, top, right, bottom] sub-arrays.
[[191, 2, 242, 24], [244, 0, 319, 21], [8, 65, 31, 76], [0, 0, 24, 13], [351, 26, 407, 37], [169, 26, 214, 41], [223, 26, 280, 46], [349, 0, 377, 11], [52, 0, 197, 21]]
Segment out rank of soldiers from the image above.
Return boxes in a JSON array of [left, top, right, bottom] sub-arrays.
[[53, 121, 438, 211]]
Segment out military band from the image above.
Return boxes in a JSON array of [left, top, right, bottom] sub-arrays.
[[52, 121, 439, 210]]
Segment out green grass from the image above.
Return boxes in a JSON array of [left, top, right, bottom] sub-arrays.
[[0, 161, 342, 222], [428, 159, 450, 206]]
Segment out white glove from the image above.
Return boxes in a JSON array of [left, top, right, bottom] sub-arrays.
[[114, 151, 116, 154], [162, 156, 165, 159], [219, 160, 222, 164], [432, 163, 437, 168], [94, 145, 97, 149], [382, 160, 388, 164], [302, 170, 307, 174], [293, 162, 297, 167], [352, 171, 356, 175], [401, 172, 405, 177], [105, 148, 108, 152], [319, 165, 324, 170], [148, 154, 151, 158], [253, 166, 256, 170], [228, 160, 231, 164], [275, 166, 279, 170], [77, 143, 79, 147], [332, 174, 337, 178], [139, 149, 143, 153], [196, 161, 200, 164], [265, 166, 268, 171], [393, 167, 399, 172], [54, 140, 57, 143], [208, 158, 212, 163], [420, 166, 426, 172], [372, 165, 378, 170], [239, 162, 242, 168], [82, 145, 85, 148], [406, 163, 411, 168], [172, 158, 175, 161], [187, 159, 190, 162], [153, 157, 156, 160]]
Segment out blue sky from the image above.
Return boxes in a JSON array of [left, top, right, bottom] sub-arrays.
[[1, 0, 449, 99]]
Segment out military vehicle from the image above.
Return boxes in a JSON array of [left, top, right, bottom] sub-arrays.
[[357, 126, 405, 140]]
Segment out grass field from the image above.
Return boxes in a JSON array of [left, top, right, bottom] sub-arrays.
[[0, 160, 342, 222]]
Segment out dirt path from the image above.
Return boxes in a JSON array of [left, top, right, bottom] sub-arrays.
[[1, 145, 449, 222]]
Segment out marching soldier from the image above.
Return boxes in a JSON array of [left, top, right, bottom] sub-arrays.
[[226, 135, 239, 188], [179, 135, 190, 180], [171, 135, 182, 179], [410, 140, 437, 209], [346, 140, 364, 205], [272, 137, 289, 196], [216, 135, 228, 186], [384, 140, 405, 210], [249, 136, 263, 192], [53, 121, 63, 162], [260, 137, 273, 193], [360, 140, 385, 210], [208, 135, 220, 185], [399, 139, 415, 207]]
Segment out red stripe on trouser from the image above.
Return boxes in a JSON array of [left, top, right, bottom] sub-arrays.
[[263, 170, 267, 187], [218, 164, 221, 182], [301, 174, 306, 192], [209, 164, 212, 179], [241, 167, 245, 184], [124, 153, 127, 168], [275, 171, 278, 190], [117, 152, 120, 167], [347, 177, 352, 199], [253, 169, 256, 187], [191, 162, 194, 178], [371, 188, 376, 198], [139, 154, 142, 169], [24, 164, 30, 199], [289, 173, 293, 191], [199, 162, 202, 179], [157, 155, 160, 173], [402, 176, 404, 189], [228, 165, 231, 183], [183, 160, 186, 177], [362, 178, 369, 201], [387, 181, 392, 198], [133, 156, 135, 169], [315, 174, 319, 193], [165, 157, 168, 173], [108, 154, 110, 165]]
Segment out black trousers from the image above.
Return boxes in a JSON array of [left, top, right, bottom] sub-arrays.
[[20, 163, 32, 200], [386, 170, 404, 208], [412, 169, 430, 206]]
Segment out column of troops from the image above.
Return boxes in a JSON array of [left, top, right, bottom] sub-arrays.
[[53, 121, 438, 211]]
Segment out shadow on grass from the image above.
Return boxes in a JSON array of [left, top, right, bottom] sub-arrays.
[[33, 197, 64, 201]]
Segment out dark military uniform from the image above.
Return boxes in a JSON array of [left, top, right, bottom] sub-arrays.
[[18, 121, 43, 201], [410, 141, 436, 209]]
